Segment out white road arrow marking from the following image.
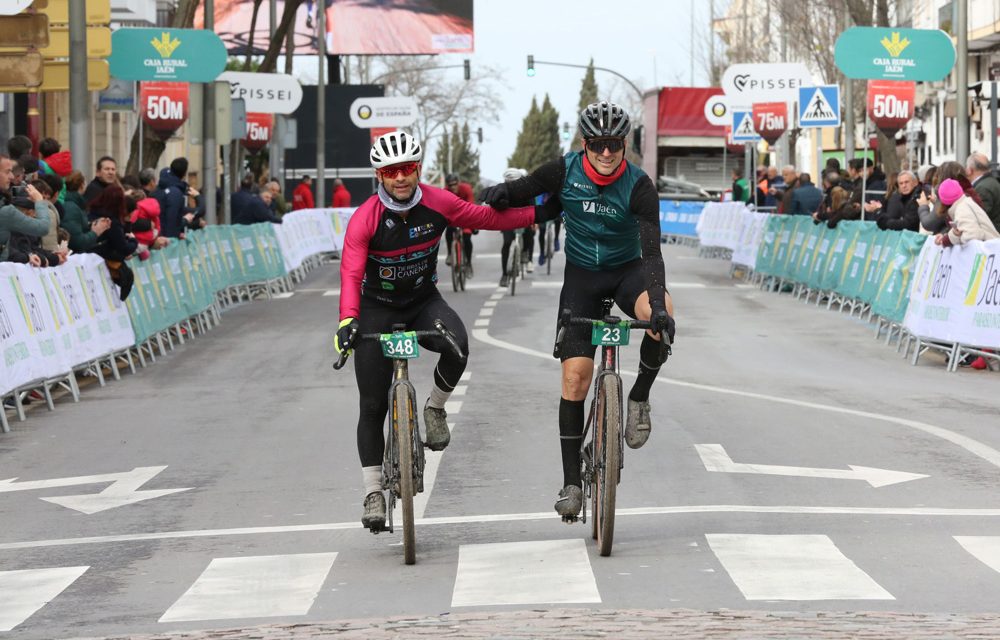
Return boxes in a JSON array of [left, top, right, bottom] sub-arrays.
[[0, 466, 192, 514], [694, 444, 928, 488]]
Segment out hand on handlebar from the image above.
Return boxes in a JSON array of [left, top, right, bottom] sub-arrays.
[[334, 317, 358, 356], [651, 309, 675, 344]]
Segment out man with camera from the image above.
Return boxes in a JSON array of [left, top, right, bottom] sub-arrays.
[[1, 153, 52, 262]]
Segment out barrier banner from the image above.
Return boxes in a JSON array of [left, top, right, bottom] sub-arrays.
[[2, 255, 135, 396], [659, 200, 706, 238], [732, 211, 769, 268], [275, 210, 341, 272], [835, 223, 878, 300], [330, 207, 353, 250], [696, 202, 749, 250], [903, 238, 1000, 347], [820, 221, 861, 291], [870, 231, 925, 323], [790, 220, 821, 283]]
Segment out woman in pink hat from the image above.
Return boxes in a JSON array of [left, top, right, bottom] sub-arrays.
[[931, 178, 1000, 246]]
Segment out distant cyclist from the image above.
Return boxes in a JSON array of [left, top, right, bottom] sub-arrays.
[[537, 195, 563, 267], [444, 173, 476, 274], [336, 132, 558, 530], [499, 167, 538, 286], [481, 101, 675, 520]]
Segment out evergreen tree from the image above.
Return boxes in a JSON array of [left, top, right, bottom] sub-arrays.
[[535, 94, 562, 169], [433, 122, 480, 186], [507, 96, 541, 172], [571, 59, 599, 151]]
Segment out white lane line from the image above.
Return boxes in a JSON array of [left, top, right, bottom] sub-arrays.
[[410, 421, 456, 519], [8, 505, 1000, 550], [451, 385, 467, 396], [271, 292, 296, 299], [460, 372, 471, 382], [452, 539, 600, 607], [462, 283, 501, 290], [955, 537, 1000, 574], [706, 534, 893, 601], [159, 553, 337, 623], [321, 289, 341, 297], [0, 566, 89, 631], [445, 400, 463, 414], [489, 293, 504, 301], [478, 307, 494, 317], [484, 300, 498, 307], [530, 281, 562, 288], [470, 328, 1000, 471], [474, 319, 490, 327], [667, 282, 708, 288]]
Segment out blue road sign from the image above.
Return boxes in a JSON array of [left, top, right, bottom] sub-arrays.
[[798, 85, 841, 127], [731, 110, 760, 142]]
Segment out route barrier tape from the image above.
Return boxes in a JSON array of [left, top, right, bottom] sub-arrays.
[[659, 200, 707, 239], [1, 254, 136, 398]]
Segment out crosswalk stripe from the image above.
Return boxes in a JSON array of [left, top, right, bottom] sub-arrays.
[[452, 539, 601, 607], [955, 536, 1000, 573], [445, 400, 463, 414], [706, 534, 894, 601], [474, 318, 490, 327], [0, 566, 89, 631], [271, 292, 296, 299], [451, 385, 467, 396], [158, 553, 337, 623], [321, 289, 340, 297]]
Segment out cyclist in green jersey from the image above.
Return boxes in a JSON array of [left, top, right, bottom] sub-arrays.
[[481, 101, 675, 518]]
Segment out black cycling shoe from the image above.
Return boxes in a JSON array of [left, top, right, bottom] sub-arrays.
[[362, 491, 386, 532], [555, 485, 583, 522]]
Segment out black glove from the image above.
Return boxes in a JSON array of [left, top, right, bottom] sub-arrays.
[[334, 317, 359, 355], [650, 306, 675, 344], [875, 216, 888, 230], [826, 219, 838, 230], [479, 183, 511, 210]]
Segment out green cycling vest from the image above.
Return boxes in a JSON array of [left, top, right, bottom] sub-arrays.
[[560, 151, 645, 270]]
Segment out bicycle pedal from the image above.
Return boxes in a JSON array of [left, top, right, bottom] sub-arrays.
[[561, 515, 579, 524]]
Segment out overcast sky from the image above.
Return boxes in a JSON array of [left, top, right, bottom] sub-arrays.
[[291, 0, 713, 181]]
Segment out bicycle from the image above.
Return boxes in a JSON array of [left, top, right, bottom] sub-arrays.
[[450, 228, 466, 292], [334, 319, 462, 565], [553, 299, 669, 556], [506, 230, 525, 296], [542, 221, 555, 275]]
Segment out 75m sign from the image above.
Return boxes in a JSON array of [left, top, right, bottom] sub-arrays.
[[751, 102, 788, 144]]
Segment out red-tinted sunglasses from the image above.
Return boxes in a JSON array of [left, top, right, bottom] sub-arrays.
[[377, 162, 420, 179], [586, 137, 625, 153]]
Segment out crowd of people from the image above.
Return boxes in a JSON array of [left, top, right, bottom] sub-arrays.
[[732, 154, 1000, 241]]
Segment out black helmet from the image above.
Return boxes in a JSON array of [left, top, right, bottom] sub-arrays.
[[445, 173, 459, 186], [578, 100, 630, 139]]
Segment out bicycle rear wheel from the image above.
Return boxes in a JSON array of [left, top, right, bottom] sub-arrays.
[[392, 384, 417, 564], [593, 375, 621, 556], [546, 232, 554, 275], [451, 239, 461, 292], [509, 245, 520, 296]]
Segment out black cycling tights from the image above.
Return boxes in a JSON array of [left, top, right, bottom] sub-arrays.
[[500, 228, 536, 275], [354, 293, 469, 467]]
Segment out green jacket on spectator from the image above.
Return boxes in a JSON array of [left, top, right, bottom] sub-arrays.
[[60, 190, 98, 252], [0, 201, 51, 261]]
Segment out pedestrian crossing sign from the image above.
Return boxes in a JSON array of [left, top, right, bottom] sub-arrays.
[[731, 110, 760, 142], [798, 85, 841, 127]]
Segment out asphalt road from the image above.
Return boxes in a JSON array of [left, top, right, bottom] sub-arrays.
[[2, 232, 1000, 638]]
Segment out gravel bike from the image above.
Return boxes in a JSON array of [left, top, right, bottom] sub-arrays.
[[506, 230, 525, 296], [553, 299, 668, 556], [334, 319, 462, 565], [450, 228, 467, 292]]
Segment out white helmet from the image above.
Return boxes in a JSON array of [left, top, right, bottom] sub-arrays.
[[370, 131, 423, 169], [503, 167, 527, 182]]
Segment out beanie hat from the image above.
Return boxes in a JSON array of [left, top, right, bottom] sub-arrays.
[[938, 179, 963, 206]]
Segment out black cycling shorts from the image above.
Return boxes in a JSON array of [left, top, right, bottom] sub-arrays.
[[556, 260, 651, 361]]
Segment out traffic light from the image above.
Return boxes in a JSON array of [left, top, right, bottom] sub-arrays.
[[463, 59, 470, 81], [527, 55, 535, 77], [477, 127, 483, 143]]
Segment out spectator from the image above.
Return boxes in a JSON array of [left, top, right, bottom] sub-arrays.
[[129, 189, 165, 260], [4, 196, 60, 267], [0, 152, 14, 202], [823, 157, 841, 180], [138, 167, 158, 196], [873, 170, 920, 232], [5, 134, 32, 160], [730, 167, 750, 203], [762, 166, 783, 208], [152, 157, 197, 238], [120, 174, 143, 192], [38, 137, 72, 178], [966, 152, 1000, 231], [30, 178, 62, 254], [777, 165, 799, 213], [84, 156, 119, 203], [1, 182, 50, 262], [935, 161, 984, 207], [814, 172, 850, 227], [231, 174, 282, 225], [332, 177, 352, 207], [932, 178, 1000, 247], [267, 179, 291, 216], [916, 164, 936, 187], [60, 170, 110, 252], [789, 172, 822, 216], [292, 175, 315, 210], [18, 155, 40, 183], [88, 184, 137, 261]]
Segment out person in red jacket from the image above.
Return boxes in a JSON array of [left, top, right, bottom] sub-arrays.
[[332, 178, 352, 207], [292, 175, 315, 210], [444, 173, 476, 269]]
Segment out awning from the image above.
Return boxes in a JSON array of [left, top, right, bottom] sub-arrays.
[[657, 87, 728, 138]]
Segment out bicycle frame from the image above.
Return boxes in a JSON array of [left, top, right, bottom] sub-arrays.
[[579, 327, 624, 525], [383, 357, 423, 535]]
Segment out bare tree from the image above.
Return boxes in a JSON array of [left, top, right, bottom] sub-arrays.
[[124, 0, 199, 176]]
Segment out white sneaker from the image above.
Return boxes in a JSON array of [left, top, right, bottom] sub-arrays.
[[526, 261, 534, 273]]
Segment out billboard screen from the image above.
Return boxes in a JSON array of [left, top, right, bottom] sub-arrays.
[[195, 0, 474, 56]]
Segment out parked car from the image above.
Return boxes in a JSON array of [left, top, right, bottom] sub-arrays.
[[657, 176, 714, 201]]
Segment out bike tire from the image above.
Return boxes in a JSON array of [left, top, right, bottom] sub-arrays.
[[452, 239, 462, 292], [594, 375, 621, 557], [546, 234, 553, 275], [393, 384, 417, 565], [510, 246, 520, 296]]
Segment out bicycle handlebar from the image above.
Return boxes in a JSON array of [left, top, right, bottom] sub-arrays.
[[553, 308, 670, 359], [333, 319, 462, 370]]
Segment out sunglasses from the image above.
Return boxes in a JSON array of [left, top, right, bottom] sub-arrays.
[[586, 138, 625, 154], [377, 162, 419, 179]]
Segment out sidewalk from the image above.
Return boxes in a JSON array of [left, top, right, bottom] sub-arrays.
[[72, 608, 1000, 639]]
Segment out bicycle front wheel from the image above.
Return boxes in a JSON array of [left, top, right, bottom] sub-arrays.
[[392, 384, 417, 564], [451, 239, 461, 292], [509, 246, 520, 296], [546, 233, 553, 275], [593, 375, 621, 556]]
